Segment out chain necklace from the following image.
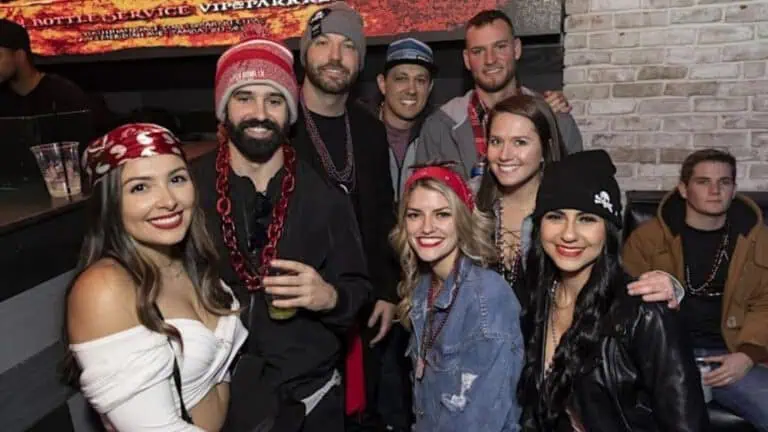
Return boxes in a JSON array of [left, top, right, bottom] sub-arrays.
[[300, 96, 356, 193], [494, 200, 522, 286], [685, 223, 730, 297], [415, 259, 464, 380], [214, 127, 297, 291], [545, 281, 560, 376]]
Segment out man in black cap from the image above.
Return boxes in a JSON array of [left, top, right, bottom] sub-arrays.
[[0, 19, 109, 132]]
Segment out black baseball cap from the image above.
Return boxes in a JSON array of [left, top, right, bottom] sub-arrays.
[[0, 19, 31, 53]]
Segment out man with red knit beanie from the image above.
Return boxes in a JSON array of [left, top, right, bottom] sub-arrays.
[[194, 35, 372, 431]]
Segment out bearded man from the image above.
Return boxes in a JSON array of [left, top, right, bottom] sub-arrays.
[[195, 36, 372, 431]]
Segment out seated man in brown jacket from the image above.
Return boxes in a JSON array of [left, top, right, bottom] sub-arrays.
[[623, 149, 768, 431]]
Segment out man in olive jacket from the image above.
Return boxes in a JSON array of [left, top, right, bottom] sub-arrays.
[[623, 149, 768, 430]]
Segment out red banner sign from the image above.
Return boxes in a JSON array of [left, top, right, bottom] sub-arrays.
[[0, 0, 503, 57]]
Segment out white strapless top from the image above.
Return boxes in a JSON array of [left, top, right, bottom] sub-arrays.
[[70, 282, 248, 431]]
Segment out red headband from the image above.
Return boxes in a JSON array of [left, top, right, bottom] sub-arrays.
[[404, 166, 475, 211], [83, 123, 185, 186]]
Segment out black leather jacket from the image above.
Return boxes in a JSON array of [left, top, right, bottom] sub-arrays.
[[526, 283, 709, 431]]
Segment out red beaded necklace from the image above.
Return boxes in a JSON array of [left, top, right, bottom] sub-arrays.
[[214, 125, 297, 291]]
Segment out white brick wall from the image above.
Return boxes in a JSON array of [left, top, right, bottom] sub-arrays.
[[564, 0, 768, 191]]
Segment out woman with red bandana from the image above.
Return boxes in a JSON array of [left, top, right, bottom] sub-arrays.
[[64, 123, 247, 431], [391, 164, 523, 431]]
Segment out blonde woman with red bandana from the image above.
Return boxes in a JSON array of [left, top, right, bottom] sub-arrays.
[[391, 164, 524, 431]]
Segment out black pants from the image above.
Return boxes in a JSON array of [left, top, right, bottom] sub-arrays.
[[301, 384, 344, 432], [346, 320, 412, 431], [376, 324, 412, 429], [303, 384, 345, 432]]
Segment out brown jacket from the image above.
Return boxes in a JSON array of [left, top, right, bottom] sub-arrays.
[[623, 191, 768, 363]]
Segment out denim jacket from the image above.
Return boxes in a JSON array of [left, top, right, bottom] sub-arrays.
[[407, 256, 524, 431]]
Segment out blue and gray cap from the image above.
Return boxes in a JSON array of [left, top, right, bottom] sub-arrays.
[[384, 37, 437, 75]]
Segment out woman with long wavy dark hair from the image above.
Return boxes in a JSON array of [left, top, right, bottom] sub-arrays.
[[391, 163, 523, 431], [65, 123, 247, 431], [518, 150, 707, 431]]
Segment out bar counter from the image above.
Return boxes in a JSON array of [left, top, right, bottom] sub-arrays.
[[0, 141, 215, 432], [0, 141, 216, 235]]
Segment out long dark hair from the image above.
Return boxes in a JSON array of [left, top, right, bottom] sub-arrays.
[[62, 162, 233, 386], [518, 216, 625, 430], [476, 94, 567, 213]]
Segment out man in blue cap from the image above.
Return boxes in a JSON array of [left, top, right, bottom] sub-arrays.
[[375, 37, 437, 204], [352, 36, 438, 432]]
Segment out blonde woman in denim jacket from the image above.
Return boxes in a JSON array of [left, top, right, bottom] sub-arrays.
[[390, 163, 523, 431]]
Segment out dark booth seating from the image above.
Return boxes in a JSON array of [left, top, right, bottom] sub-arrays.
[[623, 190, 763, 432]]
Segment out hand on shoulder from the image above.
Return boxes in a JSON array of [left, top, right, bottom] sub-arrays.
[[67, 259, 141, 344]]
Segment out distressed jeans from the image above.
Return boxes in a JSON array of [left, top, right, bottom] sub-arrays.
[[696, 348, 768, 432]]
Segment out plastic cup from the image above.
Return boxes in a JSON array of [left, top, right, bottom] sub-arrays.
[[265, 269, 297, 320], [267, 298, 298, 320], [695, 358, 713, 403], [29, 142, 82, 198]]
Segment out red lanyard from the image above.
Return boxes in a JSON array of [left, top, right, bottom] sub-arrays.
[[468, 91, 488, 159]]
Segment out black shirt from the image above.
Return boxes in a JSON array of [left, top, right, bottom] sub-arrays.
[[193, 151, 372, 398], [308, 111, 349, 177], [0, 74, 111, 141], [680, 224, 733, 350], [0, 74, 90, 117], [292, 102, 399, 304]]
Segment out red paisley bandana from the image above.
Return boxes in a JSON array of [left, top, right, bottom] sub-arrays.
[[404, 166, 475, 211], [83, 123, 185, 186]]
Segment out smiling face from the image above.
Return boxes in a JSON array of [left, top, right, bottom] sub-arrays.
[[540, 209, 606, 282], [305, 33, 359, 95], [486, 111, 543, 189], [463, 19, 521, 94], [405, 186, 460, 275], [120, 154, 195, 254], [225, 83, 289, 163], [377, 63, 432, 125]]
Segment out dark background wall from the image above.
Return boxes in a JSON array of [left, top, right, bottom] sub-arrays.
[[37, 36, 564, 140]]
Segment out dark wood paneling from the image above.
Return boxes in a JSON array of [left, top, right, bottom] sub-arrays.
[[26, 402, 75, 432], [0, 205, 85, 302], [37, 38, 564, 139], [0, 342, 74, 432], [39, 36, 562, 92]]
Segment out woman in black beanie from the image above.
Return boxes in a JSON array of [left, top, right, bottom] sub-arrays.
[[518, 150, 708, 431], [476, 94, 682, 310]]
